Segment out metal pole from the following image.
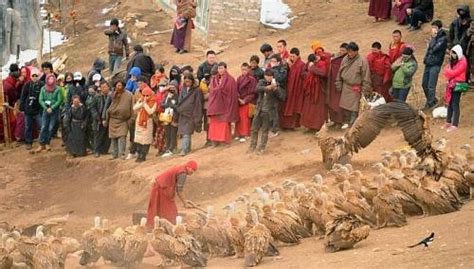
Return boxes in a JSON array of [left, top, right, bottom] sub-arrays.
[[16, 44, 20, 65]]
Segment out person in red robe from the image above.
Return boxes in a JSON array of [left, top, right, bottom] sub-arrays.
[[367, 42, 393, 102], [301, 44, 330, 132], [207, 62, 239, 146], [327, 43, 348, 127], [235, 63, 257, 140], [368, 0, 392, 22], [279, 47, 305, 129], [1, 64, 21, 143], [388, 29, 406, 63], [392, 0, 413, 25], [146, 160, 198, 226], [276, 39, 290, 63]]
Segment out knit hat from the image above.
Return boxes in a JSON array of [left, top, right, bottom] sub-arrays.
[[92, 73, 102, 81], [141, 87, 153, 97], [185, 160, 198, 171], [110, 18, 119, 26], [133, 44, 144, 52], [311, 40, 323, 52], [73, 72, 83, 80], [129, 67, 141, 77], [402, 47, 414, 56]]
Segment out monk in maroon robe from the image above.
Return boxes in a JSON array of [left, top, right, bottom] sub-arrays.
[[301, 48, 330, 131], [207, 62, 239, 145], [392, 0, 413, 25], [327, 43, 348, 126], [367, 42, 393, 102], [147, 160, 198, 226], [280, 48, 305, 129], [235, 63, 257, 139], [368, 0, 392, 22], [388, 30, 406, 63]]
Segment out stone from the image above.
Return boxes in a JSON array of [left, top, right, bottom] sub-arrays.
[[135, 20, 148, 29]]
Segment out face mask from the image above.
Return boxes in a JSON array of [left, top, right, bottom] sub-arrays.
[[450, 54, 458, 60], [402, 55, 411, 61]]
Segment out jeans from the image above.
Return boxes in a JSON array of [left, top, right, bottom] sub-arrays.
[[39, 109, 59, 145], [271, 104, 280, 133], [111, 136, 127, 158], [250, 111, 271, 150], [447, 91, 462, 127], [391, 87, 410, 102], [109, 55, 123, 74], [422, 65, 441, 108], [180, 134, 192, 154], [409, 9, 429, 28], [343, 109, 358, 126], [165, 124, 178, 152], [24, 113, 42, 144]]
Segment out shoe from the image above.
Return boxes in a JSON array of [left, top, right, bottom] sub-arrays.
[[179, 151, 187, 156], [441, 123, 452, 130], [446, 126, 458, 132], [326, 121, 335, 127], [269, 131, 279, 138], [161, 151, 173, 158], [109, 156, 118, 160], [35, 145, 45, 153], [239, 138, 246, 143], [45, 145, 52, 151], [341, 124, 349, 130], [94, 153, 100, 158], [257, 148, 265, 155], [126, 153, 137, 160], [406, 26, 413, 30], [135, 158, 145, 163], [234, 137, 240, 141], [25, 144, 32, 150], [179, 50, 188, 54]]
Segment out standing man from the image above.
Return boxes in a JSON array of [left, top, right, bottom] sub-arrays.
[[170, 0, 196, 54], [367, 42, 392, 102], [280, 47, 305, 130], [126, 45, 155, 84], [86, 58, 106, 86], [406, 0, 434, 32], [260, 43, 274, 69], [335, 42, 371, 129], [20, 69, 44, 150], [276, 40, 290, 62], [91, 81, 112, 157], [388, 30, 406, 63], [368, 0, 392, 22], [104, 18, 130, 74], [269, 54, 288, 137], [449, 5, 472, 81], [197, 50, 217, 81], [327, 43, 348, 128], [146, 160, 198, 226], [207, 62, 239, 146], [422, 20, 448, 109]]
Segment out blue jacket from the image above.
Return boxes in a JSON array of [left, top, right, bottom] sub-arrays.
[[125, 67, 141, 93], [423, 30, 448, 67]]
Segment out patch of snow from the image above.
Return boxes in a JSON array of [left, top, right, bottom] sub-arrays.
[[2, 29, 65, 75], [104, 19, 125, 28], [102, 7, 113, 15], [260, 0, 293, 29]]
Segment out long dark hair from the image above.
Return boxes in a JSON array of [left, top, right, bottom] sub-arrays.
[[169, 65, 182, 85], [183, 73, 195, 87]]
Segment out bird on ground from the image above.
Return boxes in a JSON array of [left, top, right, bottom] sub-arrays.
[[408, 232, 434, 248], [224, 202, 245, 258], [260, 204, 300, 245], [244, 209, 274, 267], [79, 216, 103, 266], [372, 176, 409, 228], [324, 213, 370, 253], [173, 216, 208, 267], [463, 171, 474, 199]]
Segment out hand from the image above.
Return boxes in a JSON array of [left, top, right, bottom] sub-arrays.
[[195, 125, 202, 133], [47, 108, 53, 114], [238, 98, 245, 105], [309, 62, 314, 67], [406, 8, 412, 15], [18, 76, 25, 82], [102, 120, 107, 127]]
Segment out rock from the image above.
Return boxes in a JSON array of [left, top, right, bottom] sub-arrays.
[[245, 37, 257, 42], [135, 20, 148, 29], [300, 149, 311, 155], [372, 247, 382, 252], [143, 41, 159, 49]]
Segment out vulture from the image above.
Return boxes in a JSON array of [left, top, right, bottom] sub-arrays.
[[0, 247, 13, 269], [414, 175, 462, 215], [272, 192, 312, 239], [372, 182, 409, 228], [318, 102, 448, 180], [324, 213, 370, 253], [174, 216, 208, 267], [464, 171, 474, 199], [79, 217, 103, 266], [123, 218, 148, 267], [32, 242, 61, 269], [244, 209, 274, 267], [224, 203, 246, 258], [342, 190, 377, 228], [260, 205, 300, 244]]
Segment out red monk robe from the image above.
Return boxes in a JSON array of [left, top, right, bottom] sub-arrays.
[[388, 41, 406, 63], [327, 54, 345, 124], [235, 73, 257, 137], [301, 53, 330, 130], [280, 57, 305, 129], [207, 71, 239, 143], [367, 51, 393, 102]]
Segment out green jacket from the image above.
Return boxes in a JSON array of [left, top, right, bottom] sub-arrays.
[[391, 59, 418, 89], [58, 85, 68, 108], [39, 86, 63, 111]]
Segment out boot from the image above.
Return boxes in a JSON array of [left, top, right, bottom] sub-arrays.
[[135, 144, 143, 163], [141, 144, 150, 162]]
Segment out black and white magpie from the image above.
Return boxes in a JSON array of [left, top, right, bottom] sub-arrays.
[[408, 232, 435, 248]]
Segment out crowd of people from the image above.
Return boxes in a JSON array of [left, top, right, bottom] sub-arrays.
[[0, 4, 473, 161]]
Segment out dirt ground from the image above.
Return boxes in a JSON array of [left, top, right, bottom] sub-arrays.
[[1, 0, 474, 268]]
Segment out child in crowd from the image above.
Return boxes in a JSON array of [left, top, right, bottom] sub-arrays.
[[161, 80, 179, 157], [126, 67, 141, 93], [235, 63, 257, 142], [250, 55, 264, 81]]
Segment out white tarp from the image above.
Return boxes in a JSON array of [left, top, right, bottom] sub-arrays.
[[260, 0, 293, 29]]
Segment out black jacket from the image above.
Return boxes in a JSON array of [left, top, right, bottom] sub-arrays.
[[423, 29, 448, 66], [66, 80, 87, 110], [272, 64, 288, 89], [20, 80, 44, 115], [448, 5, 472, 52], [86, 58, 106, 86], [126, 52, 155, 82], [255, 79, 285, 116], [197, 61, 216, 81], [251, 67, 265, 82], [412, 0, 434, 20]]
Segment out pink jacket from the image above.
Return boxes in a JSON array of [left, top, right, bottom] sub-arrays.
[[443, 45, 468, 103]]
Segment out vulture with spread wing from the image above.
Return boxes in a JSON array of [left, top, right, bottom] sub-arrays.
[[318, 102, 447, 180]]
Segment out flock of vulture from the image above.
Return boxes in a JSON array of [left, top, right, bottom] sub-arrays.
[[1, 141, 473, 268], [1, 103, 474, 268]]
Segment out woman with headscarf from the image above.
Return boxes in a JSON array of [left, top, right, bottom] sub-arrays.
[[147, 160, 198, 226], [107, 80, 133, 160], [14, 66, 32, 142], [64, 95, 88, 157], [153, 80, 168, 156], [133, 80, 157, 162], [36, 74, 63, 153]]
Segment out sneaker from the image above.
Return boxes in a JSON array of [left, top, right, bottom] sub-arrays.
[[109, 156, 118, 160], [126, 153, 137, 160], [441, 123, 452, 130], [35, 145, 45, 153], [269, 131, 279, 138], [179, 151, 187, 156], [326, 121, 335, 127], [446, 126, 458, 132], [161, 151, 173, 158], [234, 137, 240, 141], [341, 124, 349, 130], [239, 138, 247, 143], [45, 145, 52, 151]]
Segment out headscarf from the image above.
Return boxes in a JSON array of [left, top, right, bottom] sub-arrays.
[[137, 85, 156, 128], [20, 66, 31, 83], [45, 74, 57, 92], [185, 160, 198, 171], [311, 40, 323, 53]]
